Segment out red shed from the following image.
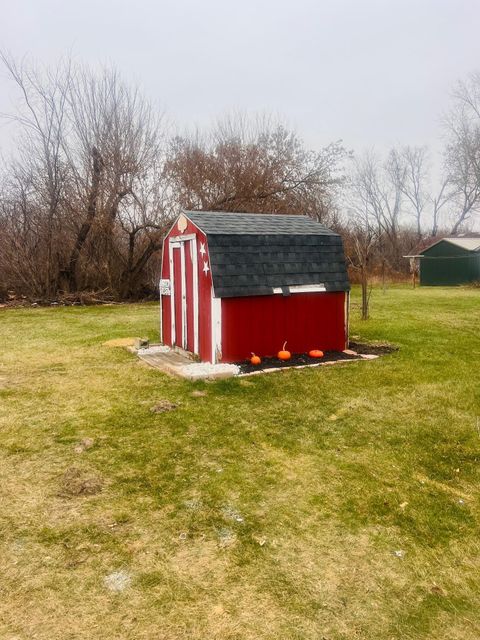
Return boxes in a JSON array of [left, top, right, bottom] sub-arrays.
[[160, 211, 350, 363]]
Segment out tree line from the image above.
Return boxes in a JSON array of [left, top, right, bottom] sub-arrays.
[[0, 53, 479, 306]]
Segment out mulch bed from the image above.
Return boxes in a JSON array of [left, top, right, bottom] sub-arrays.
[[236, 341, 399, 374], [237, 350, 361, 374]]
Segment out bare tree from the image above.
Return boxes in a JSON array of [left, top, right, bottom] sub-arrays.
[[61, 67, 167, 291], [0, 166, 46, 296], [430, 176, 454, 237], [346, 150, 405, 276], [116, 160, 174, 297], [0, 51, 72, 296], [345, 154, 384, 319], [443, 73, 480, 233], [391, 146, 428, 238], [165, 116, 348, 223], [0, 54, 169, 297]]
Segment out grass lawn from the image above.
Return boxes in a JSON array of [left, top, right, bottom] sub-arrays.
[[0, 286, 479, 639]]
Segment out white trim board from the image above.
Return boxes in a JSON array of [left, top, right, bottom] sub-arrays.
[[345, 291, 350, 348], [159, 280, 163, 344], [180, 242, 187, 349], [170, 233, 196, 243], [191, 236, 199, 355], [168, 236, 200, 357], [169, 241, 180, 345], [211, 296, 222, 364], [272, 284, 326, 294]]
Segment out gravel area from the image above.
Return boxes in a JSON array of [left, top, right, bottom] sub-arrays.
[[180, 362, 240, 380], [137, 345, 171, 355]]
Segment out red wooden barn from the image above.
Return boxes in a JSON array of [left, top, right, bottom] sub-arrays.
[[160, 211, 350, 363]]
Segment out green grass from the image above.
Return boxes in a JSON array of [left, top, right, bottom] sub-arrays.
[[0, 286, 479, 639]]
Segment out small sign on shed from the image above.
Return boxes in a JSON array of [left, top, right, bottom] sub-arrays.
[[159, 279, 171, 295]]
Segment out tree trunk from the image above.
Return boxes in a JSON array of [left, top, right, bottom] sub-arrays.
[[120, 238, 160, 299], [361, 266, 369, 320], [64, 147, 103, 292], [451, 216, 464, 235]]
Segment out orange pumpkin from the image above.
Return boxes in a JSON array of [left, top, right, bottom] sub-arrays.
[[250, 353, 261, 366], [309, 349, 324, 358], [277, 341, 291, 361]]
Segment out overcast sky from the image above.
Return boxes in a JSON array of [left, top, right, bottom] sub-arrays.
[[0, 0, 479, 158]]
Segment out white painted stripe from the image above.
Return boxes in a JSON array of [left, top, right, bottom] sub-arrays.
[[170, 233, 196, 243], [345, 291, 350, 348], [169, 240, 176, 345], [180, 242, 187, 349], [191, 236, 199, 355], [272, 284, 326, 294], [160, 231, 169, 344], [159, 279, 163, 343], [211, 295, 222, 364]]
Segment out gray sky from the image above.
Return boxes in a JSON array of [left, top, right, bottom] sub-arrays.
[[1, 0, 479, 157]]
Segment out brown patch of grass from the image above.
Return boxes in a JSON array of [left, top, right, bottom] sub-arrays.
[[150, 400, 179, 413], [58, 466, 103, 497], [102, 337, 138, 347], [169, 539, 229, 583]]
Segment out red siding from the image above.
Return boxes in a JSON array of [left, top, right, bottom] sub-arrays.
[[161, 217, 213, 362], [220, 291, 346, 362], [185, 241, 195, 353], [197, 240, 213, 362]]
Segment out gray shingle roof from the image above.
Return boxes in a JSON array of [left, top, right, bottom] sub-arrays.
[[186, 211, 335, 235], [185, 211, 350, 298]]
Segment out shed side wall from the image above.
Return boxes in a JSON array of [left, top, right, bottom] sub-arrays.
[[420, 254, 480, 285], [220, 291, 346, 362]]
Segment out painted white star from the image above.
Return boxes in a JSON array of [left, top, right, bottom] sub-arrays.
[[199, 242, 206, 257], [202, 260, 210, 276]]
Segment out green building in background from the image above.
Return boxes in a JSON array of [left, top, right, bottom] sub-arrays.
[[420, 237, 480, 286]]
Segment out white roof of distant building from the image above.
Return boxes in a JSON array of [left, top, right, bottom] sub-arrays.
[[443, 237, 480, 251]]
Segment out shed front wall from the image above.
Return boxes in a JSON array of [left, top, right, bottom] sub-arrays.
[[420, 239, 480, 285], [420, 256, 480, 285], [161, 218, 213, 362], [220, 291, 347, 362]]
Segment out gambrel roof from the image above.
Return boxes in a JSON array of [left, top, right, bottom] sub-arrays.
[[185, 211, 350, 298]]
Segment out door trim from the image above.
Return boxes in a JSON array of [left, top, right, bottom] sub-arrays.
[[191, 236, 199, 354], [180, 241, 186, 349], [169, 237, 199, 355], [169, 240, 179, 346], [211, 294, 222, 363]]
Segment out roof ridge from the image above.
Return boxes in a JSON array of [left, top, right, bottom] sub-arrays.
[[185, 211, 335, 236]]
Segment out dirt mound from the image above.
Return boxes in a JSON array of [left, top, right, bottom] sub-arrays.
[[349, 341, 399, 355]]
